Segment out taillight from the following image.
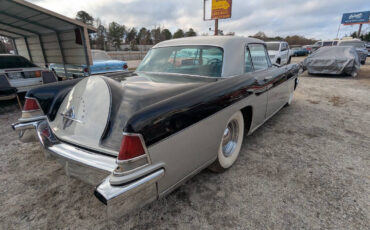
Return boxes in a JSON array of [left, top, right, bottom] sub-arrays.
[[123, 64, 128, 70], [83, 67, 89, 73], [118, 135, 145, 160], [23, 98, 40, 111], [35, 71, 41, 77]]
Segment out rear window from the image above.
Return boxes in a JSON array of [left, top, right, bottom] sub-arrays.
[[137, 46, 224, 77], [323, 41, 333, 46], [0, 56, 37, 69], [266, 43, 280, 51]]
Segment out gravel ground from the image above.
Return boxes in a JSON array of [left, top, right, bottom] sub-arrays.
[[0, 57, 369, 229]]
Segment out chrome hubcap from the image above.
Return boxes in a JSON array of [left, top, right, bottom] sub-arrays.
[[222, 119, 239, 157]]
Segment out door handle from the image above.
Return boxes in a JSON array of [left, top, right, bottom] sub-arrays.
[[264, 76, 273, 81]]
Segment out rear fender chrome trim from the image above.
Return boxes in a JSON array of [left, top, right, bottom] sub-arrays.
[[11, 120, 42, 131], [110, 163, 165, 185], [95, 169, 165, 205]]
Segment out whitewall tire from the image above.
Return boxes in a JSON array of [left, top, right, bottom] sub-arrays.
[[287, 92, 294, 105], [208, 111, 244, 173]]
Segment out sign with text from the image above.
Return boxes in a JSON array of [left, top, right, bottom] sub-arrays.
[[341, 11, 370, 25], [211, 0, 232, 19]]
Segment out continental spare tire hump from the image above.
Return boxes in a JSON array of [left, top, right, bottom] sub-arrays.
[[50, 76, 112, 155]]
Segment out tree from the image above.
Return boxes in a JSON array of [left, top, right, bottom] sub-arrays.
[[107, 22, 125, 50], [161, 29, 172, 40], [150, 27, 161, 44], [95, 18, 106, 50], [136, 27, 152, 45], [360, 32, 370, 41], [126, 27, 137, 44], [173, 29, 185, 39], [185, 28, 197, 37], [75, 11, 94, 26], [350, 31, 358, 38], [252, 31, 267, 40]]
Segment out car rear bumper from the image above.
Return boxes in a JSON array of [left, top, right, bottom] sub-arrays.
[[35, 120, 164, 216]]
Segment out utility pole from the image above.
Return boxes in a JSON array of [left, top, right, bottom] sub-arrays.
[[358, 24, 363, 37], [214, 19, 219, 35]]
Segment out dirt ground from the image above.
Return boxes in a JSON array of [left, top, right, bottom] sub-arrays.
[[0, 57, 369, 229]]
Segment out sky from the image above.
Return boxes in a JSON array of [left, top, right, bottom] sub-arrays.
[[29, 0, 370, 40]]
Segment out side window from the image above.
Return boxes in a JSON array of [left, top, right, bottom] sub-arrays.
[[249, 44, 270, 71], [245, 47, 253, 73], [281, 43, 287, 51]]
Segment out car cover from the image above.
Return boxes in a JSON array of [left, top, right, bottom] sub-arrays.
[[303, 46, 360, 76]]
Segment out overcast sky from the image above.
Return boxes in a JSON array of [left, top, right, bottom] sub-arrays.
[[29, 0, 370, 40]]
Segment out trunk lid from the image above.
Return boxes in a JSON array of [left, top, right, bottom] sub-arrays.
[[50, 73, 215, 155]]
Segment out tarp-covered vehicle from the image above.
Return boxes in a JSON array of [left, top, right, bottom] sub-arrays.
[[303, 46, 360, 77]]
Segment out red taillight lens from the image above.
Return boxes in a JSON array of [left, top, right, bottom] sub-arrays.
[[123, 64, 128, 70], [83, 67, 89, 73], [23, 98, 40, 111], [118, 135, 145, 160]]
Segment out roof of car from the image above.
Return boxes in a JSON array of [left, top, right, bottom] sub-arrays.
[[153, 36, 263, 49]]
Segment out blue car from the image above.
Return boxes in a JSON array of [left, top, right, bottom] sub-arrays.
[[291, 47, 309, 56], [50, 50, 128, 79]]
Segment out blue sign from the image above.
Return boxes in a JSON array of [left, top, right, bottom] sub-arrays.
[[341, 11, 370, 24]]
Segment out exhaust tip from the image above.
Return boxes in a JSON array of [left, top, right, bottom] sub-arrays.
[[94, 190, 107, 205]]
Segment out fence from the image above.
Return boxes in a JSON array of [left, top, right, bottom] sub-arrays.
[[107, 51, 148, 61]]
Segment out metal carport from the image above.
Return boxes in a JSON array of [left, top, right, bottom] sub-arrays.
[[0, 0, 96, 76]]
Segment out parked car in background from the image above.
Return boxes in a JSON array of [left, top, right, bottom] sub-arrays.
[[311, 40, 339, 52], [291, 47, 309, 56], [49, 49, 129, 79], [266, 41, 291, 65], [302, 45, 313, 54], [338, 39, 368, 64], [12, 36, 301, 216], [0, 54, 48, 92], [303, 46, 360, 77], [366, 42, 370, 56]]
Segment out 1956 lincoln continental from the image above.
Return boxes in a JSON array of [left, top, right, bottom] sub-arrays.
[[12, 36, 300, 216]]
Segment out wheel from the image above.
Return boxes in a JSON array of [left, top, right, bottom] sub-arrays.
[[208, 111, 244, 173], [276, 59, 281, 65], [360, 60, 365, 65]]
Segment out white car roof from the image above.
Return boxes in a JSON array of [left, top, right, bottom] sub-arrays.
[[153, 36, 263, 49], [152, 36, 265, 77]]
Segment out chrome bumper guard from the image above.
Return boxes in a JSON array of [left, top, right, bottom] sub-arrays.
[[35, 121, 164, 215]]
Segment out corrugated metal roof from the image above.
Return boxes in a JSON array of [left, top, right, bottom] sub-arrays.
[[0, 0, 96, 38]]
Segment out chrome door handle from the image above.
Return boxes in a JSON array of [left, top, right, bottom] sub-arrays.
[[264, 76, 273, 81]]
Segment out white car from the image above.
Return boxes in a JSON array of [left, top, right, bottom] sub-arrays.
[[0, 54, 47, 92], [266, 41, 291, 66]]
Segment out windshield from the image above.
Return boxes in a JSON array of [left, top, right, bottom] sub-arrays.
[[266, 43, 280, 51], [92, 51, 112, 61], [136, 46, 224, 77], [0, 56, 37, 69], [339, 41, 365, 48]]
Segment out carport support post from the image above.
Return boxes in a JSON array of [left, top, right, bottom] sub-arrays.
[[24, 37, 32, 62], [56, 32, 68, 78], [38, 35, 48, 67], [11, 38, 18, 55], [80, 27, 91, 75]]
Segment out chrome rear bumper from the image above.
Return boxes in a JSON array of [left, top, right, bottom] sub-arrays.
[[35, 120, 164, 216]]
